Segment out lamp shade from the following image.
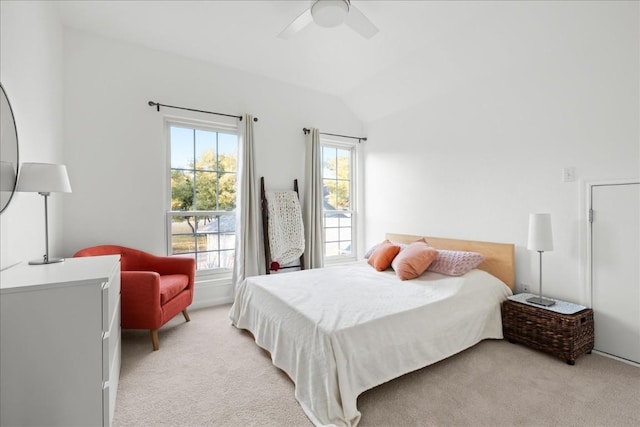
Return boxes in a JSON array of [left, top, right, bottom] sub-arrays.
[[527, 213, 553, 252], [311, 0, 349, 27], [16, 162, 72, 193]]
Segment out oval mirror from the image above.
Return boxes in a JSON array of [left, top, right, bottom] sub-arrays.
[[0, 83, 19, 213]]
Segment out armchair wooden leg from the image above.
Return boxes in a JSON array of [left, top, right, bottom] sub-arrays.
[[182, 309, 191, 322], [150, 329, 159, 351]]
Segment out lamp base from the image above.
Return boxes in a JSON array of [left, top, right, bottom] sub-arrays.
[[526, 296, 556, 307], [28, 257, 65, 265]]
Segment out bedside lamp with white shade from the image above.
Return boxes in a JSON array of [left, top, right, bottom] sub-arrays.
[[527, 213, 555, 307], [16, 162, 72, 265]]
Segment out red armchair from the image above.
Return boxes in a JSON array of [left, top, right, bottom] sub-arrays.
[[73, 245, 195, 351]]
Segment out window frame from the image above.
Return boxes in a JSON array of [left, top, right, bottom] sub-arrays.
[[164, 117, 239, 278], [320, 137, 359, 265]]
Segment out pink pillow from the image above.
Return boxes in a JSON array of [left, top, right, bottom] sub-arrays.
[[367, 240, 401, 271], [391, 242, 438, 280], [427, 250, 485, 276]]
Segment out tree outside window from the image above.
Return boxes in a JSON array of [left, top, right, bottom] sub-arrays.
[[322, 144, 354, 258], [169, 125, 238, 271]]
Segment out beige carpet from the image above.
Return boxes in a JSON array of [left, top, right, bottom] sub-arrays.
[[114, 304, 640, 427]]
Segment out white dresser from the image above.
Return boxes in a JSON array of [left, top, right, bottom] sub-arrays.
[[0, 255, 121, 426]]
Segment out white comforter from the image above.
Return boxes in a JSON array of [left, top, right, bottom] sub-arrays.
[[229, 262, 512, 427]]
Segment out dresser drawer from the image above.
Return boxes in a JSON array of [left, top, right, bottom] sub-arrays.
[[103, 296, 121, 382], [102, 263, 121, 332], [102, 382, 110, 427]]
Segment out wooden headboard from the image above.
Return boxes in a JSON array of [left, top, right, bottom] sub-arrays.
[[385, 233, 515, 289]]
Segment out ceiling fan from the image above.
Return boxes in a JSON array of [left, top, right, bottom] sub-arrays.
[[278, 0, 379, 39]]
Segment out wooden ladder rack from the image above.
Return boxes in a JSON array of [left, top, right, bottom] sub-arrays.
[[260, 177, 304, 274]]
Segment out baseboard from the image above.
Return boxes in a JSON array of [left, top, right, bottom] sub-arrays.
[[592, 350, 640, 367], [191, 295, 234, 310], [191, 274, 234, 309]]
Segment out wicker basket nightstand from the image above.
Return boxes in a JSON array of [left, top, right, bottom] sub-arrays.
[[502, 298, 594, 365]]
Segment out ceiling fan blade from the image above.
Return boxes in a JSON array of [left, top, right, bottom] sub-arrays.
[[278, 8, 314, 39], [345, 4, 379, 39]]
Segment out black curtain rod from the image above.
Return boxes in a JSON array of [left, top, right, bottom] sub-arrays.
[[303, 127, 366, 142], [148, 101, 258, 122]]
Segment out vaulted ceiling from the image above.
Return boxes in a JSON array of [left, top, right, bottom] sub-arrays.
[[54, 1, 613, 122]]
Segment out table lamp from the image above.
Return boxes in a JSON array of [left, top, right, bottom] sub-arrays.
[[16, 162, 72, 265], [527, 213, 555, 307]]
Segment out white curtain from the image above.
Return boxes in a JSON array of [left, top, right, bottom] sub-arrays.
[[232, 114, 264, 291], [303, 128, 324, 269]]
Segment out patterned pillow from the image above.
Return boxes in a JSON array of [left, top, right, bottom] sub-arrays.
[[427, 250, 485, 276], [367, 240, 401, 271], [391, 242, 438, 280]]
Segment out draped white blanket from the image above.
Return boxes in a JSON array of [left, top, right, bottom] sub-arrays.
[[229, 262, 513, 427], [265, 191, 305, 265]]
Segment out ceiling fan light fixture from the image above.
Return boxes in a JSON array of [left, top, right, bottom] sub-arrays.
[[311, 0, 349, 28]]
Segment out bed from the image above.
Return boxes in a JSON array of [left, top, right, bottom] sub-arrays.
[[229, 233, 515, 427]]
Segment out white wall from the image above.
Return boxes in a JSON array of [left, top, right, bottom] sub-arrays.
[[4, 1, 636, 310], [62, 29, 363, 305], [362, 2, 639, 305], [0, 1, 64, 270]]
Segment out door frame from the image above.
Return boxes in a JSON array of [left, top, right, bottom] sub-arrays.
[[585, 178, 639, 308]]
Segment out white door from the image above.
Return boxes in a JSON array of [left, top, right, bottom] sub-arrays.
[[591, 182, 640, 364]]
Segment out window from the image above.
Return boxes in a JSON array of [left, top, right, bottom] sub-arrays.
[[321, 141, 356, 260], [167, 122, 238, 272]]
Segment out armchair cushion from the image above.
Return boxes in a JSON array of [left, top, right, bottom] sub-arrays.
[[159, 274, 190, 305]]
